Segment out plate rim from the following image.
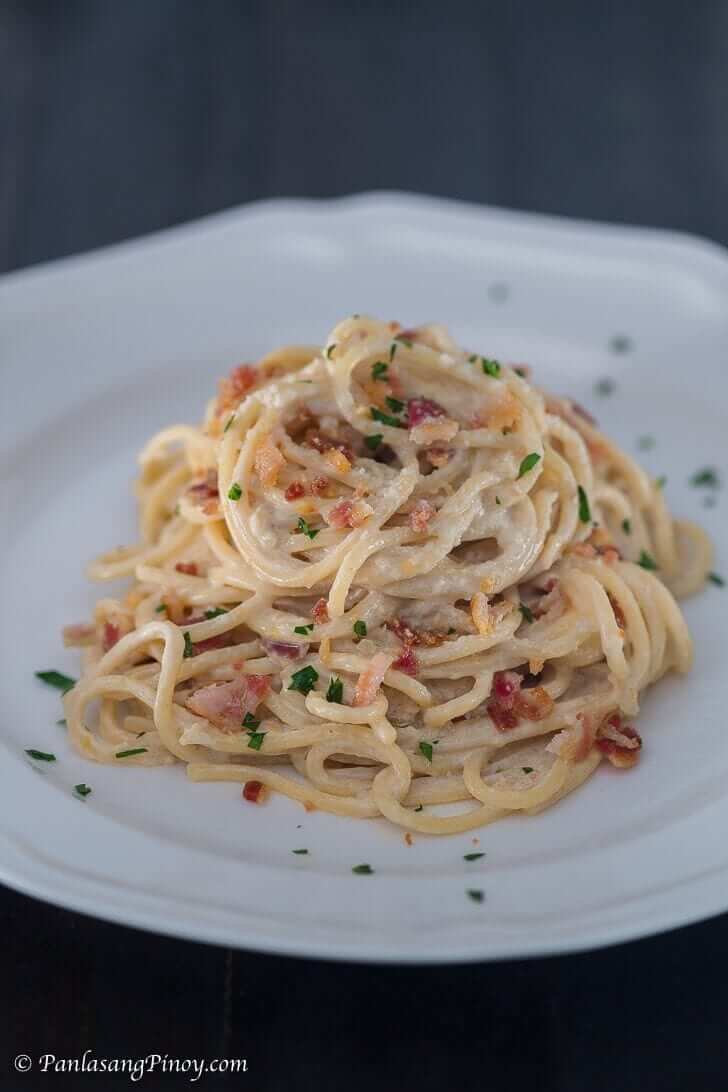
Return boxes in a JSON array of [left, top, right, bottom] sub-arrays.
[[2, 189, 727, 963]]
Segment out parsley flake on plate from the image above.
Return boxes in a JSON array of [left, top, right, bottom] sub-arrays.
[[35, 670, 76, 693]]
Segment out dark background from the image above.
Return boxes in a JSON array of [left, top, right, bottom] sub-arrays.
[[2, 1, 728, 1088]]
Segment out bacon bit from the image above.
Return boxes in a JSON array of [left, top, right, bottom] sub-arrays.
[[284, 481, 306, 501], [186, 674, 270, 730], [487, 703, 519, 731], [608, 593, 627, 630], [310, 476, 330, 496], [571, 543, 597, 558], [305, 430, 354, 463], [353, 652, 394, 706], [188, 469, 219, 502], [312, 598, 330, 624], [261, 639, 308, 662], [286, 406, 317, 440], [486, 670, 523, 731], [393, 645, 418, 677], [254, 435, 285, 488], [202, 498, 220, 517], [548, 713, 597, 761], [324, 448, 352, 474], [596, 715, 642, 768], [175, 561, 199, 576], [102, 622, 121, 652], [404, 832, 414, 846], [409, 499, 436, 533], [62, 623, 96, 648], [602, 547, 621, 565], [386, 618, 447, 648], [406, 396, 446, 427], [425, 446, 451, 468], [217, 364, 258, 414], [513, 686, 554, 722], [243, 780, 267, 804], [326, 498, 373, 529]]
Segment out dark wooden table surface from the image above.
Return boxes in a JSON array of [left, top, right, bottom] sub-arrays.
[[2, 3, 728, 1088]]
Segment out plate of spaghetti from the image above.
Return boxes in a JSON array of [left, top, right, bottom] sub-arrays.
[[1, 193, 725, 960]]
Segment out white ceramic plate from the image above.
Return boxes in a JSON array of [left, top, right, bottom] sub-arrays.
[[1, 193, 726, 962]]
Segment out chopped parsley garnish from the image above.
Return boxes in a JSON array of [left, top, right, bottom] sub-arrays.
[[395, 335, 413, 348], [288, 665, 319, 695], [517, 452, 541, 478], [325, 344, 336, 359], [353, 620, 367, 638], [519, 603, 535, 624], [115, 748, 148, 759], [609, 334, 632, 354], [389, 343, 398, 362], [57, 718, 66, 727], [352, 863, 373, 875], [621, 518, 631, 534], [468, 354, 477, 363], [247, 731, 266, 751], [594, 378, 616, 396], [182, 631, 195, 658], [74, 783, 92, 798], [577, 485, 591, 523], [414, 804, 424, 812], [481, 358, 501, 378], [155, 603, 167, 613], [326, 676, 344, 703], [690, 467, 720, 488], [638, 435, 655, 451], [224, 415, 235, 433], [655, 476, 667, 489], [467, 889, 484, 903], [514, 367, 528, 378], [495, 495, 501, 505], [227, 482, 242, 501], [638, 550, 658, 571], [242, 712, 260, 730], [35, 670, 76, 694], [25, 749, 56, 762], [463, 852, 485, 861], [419, 741, 434, 763], [372, 361, 389, 381], [204, 607, 228, 619], [522, 766, 534, 773], [708, 572, 725, 587], [297, 517, 320, 540], [371, 406, 404, 429], [365, 433, 383, 451], [385, 395, 405, 414], [294, 624, 314, 635], [292, 848, 309, 855]]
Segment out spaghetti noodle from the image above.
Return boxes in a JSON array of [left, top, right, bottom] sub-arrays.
[[63, 316, 712, 834]]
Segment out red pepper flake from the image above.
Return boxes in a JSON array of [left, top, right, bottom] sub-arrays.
[[102, 622, 121, 652]]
